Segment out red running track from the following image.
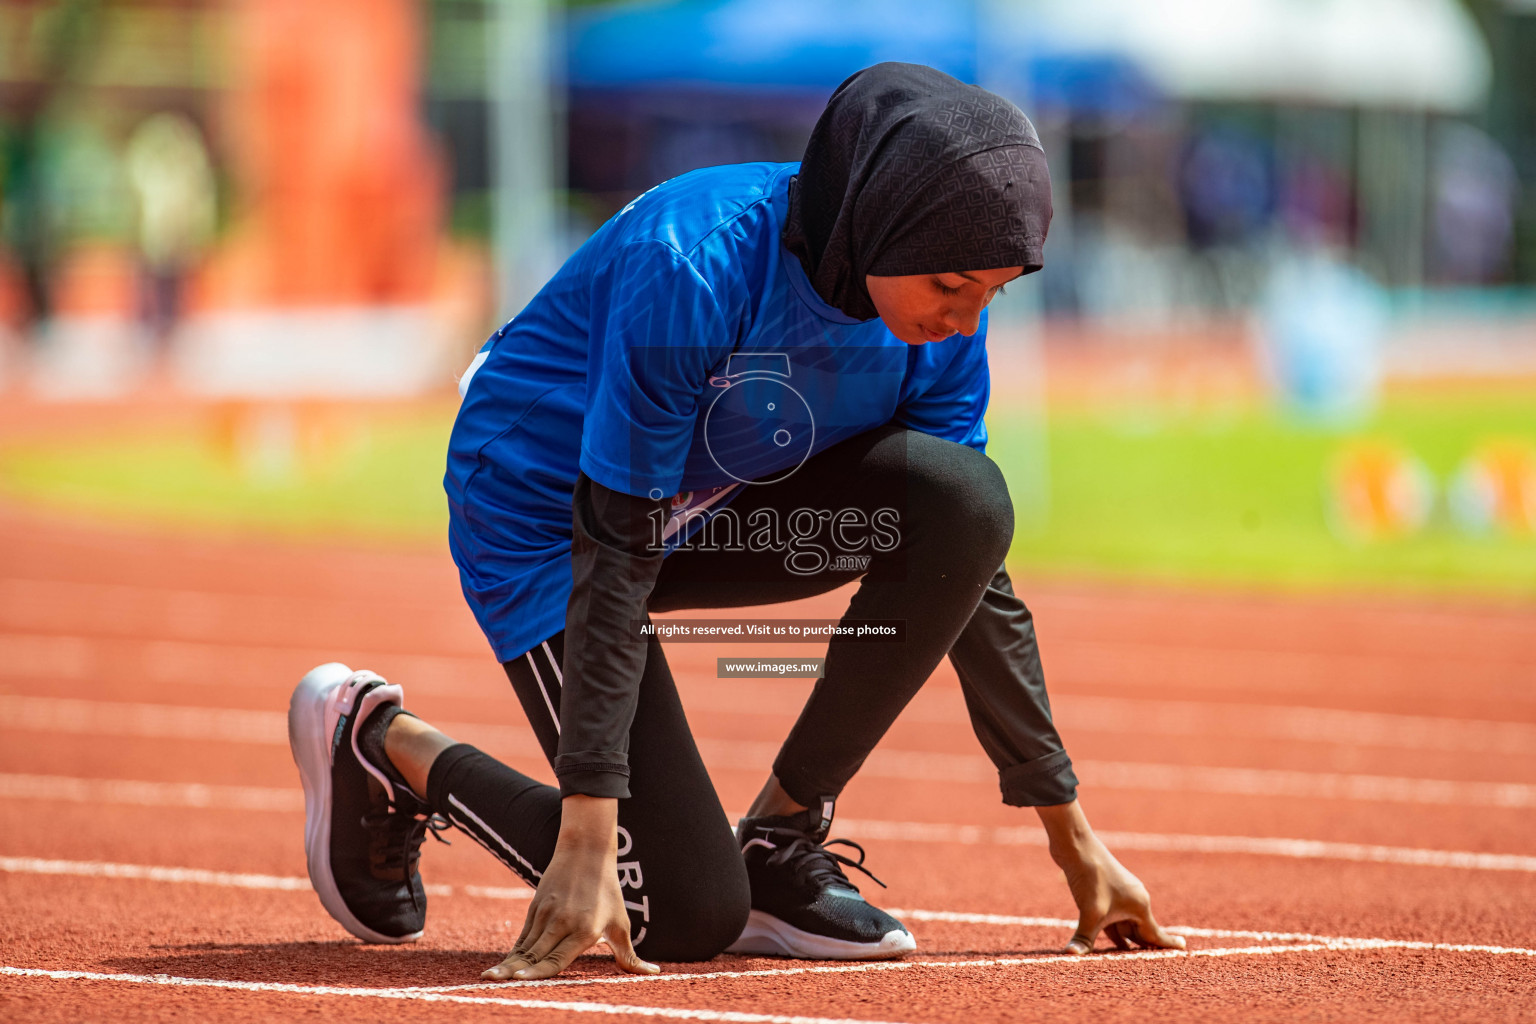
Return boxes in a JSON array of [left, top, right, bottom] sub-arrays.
[[1, 503, 1534, 1023]]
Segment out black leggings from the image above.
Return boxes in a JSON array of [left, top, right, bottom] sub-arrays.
[[425, 425, 1017, 961]]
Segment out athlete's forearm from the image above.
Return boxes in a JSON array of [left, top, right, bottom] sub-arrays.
[[1033, 799, 1102, 867], [556, 793, 621, 852], [948, 564, 1078, 806], [556, 473, 669, 799]]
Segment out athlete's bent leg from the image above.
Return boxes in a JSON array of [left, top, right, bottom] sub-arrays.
[[498, 632, 749, 961], [299, 647, 748, 962], [385, 632, 748, 962], [651, 424, 1014, 804], [772, 430, 1013, 800], [648, 424, 1012, 957]]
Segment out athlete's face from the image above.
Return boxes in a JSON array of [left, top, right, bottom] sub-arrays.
[[865, 266, 1024, 345]]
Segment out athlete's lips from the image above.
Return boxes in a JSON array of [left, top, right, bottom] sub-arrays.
[[920, 325, 954, 343]]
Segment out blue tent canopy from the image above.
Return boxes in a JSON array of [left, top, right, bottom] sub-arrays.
[[567, 0, 1157, 115]]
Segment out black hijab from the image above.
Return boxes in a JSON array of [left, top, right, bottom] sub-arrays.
[[782, 62, 1053, 322]]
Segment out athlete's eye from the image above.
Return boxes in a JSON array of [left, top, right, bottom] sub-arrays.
[[933, 278, 961, 296]]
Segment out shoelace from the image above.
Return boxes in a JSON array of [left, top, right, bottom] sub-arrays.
[[361, 802, 453, 910], [760, 829, 887, 892]]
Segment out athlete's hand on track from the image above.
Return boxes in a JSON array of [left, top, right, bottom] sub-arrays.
[[483, 795, 660, 982], [1057, 844, 1183, 955], [1034, 800, 1186, 956]]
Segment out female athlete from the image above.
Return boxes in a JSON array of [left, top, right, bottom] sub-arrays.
[[286, 62, 1183, 983]]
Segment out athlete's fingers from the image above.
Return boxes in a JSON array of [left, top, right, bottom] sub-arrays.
[[483, 950, 536, 981], [510, 894, 551, 956], [485, 901, 561, 980], [1127, 910, 1186, 951], [516, 913, 587, 971], [1065, 912, 1101, 955], [1106, 921, 1131, 952], [513, 932, 598, 981], [607, 925, 660, 976]]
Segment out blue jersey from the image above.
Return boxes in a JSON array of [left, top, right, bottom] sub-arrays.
[[446, 162, 992, 662]]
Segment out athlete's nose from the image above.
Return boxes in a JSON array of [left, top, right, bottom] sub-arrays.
[[948, 304, 983, 338]]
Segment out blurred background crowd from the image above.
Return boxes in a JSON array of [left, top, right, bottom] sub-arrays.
[[0, 0, 1532, 594]]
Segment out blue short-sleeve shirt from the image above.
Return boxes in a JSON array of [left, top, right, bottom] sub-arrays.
[[446, 162, 991, 661]]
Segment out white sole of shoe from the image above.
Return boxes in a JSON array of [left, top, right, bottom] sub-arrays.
[[725, 909, 917, 960], [288, 662, 422, 945]]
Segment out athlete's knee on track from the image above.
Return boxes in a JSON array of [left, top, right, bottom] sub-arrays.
[[634, 869, 751, 962]]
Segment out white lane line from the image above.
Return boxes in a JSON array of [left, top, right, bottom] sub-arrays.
[[1074, 760, 1536, 809], [9, 638, 1536, 755], [417, 950, 1303, 993], [0, 967, 911, 1024], [1078, 828, 1536, 872], [7, 774, 1535, 875], [0, 773, 303, 812], [10, 691, 1536, 763], [882, 910, 1536, 955], [2, 695, 291, 743], [6, 941, 1534, 1008], [838, 745, 1536, 809], [8, 575, 1533, 673], [0, 634, 495, 697], [463, 884, 534, 900], [1053, 695, 1536, 756], [5, 855, 1534, 964], [433, 939, 1536, 994], [838, 746, 1536, 810], [0, 695, 542, 756], [6, 694, 1536, 809], [397, 929, 1536, 994], [835, 818, 1536, 873], [10, 850, 1531, 951], [4, 870, 1534, 995], [0, 856, 310, 891], [0, 856, 532, 900], [0, 580, 472, 649]]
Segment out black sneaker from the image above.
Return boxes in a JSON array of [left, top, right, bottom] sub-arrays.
[[726, 797, 916, 960], [288, 663, 445, 944]]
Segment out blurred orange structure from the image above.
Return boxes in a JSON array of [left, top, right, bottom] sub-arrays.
[[1327, 441, 1435, 540], [1451, 439, 1536, 535], [49, 244, 138, 318], [200, 0, 443, 310]]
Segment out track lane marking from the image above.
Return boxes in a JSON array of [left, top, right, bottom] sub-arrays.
[[881, 910, 1536, 954], [6, 629, 1536, 721], [5, 776, 1536, 874], [6, 576, 1532, 669], [0, 966, 914, 1023], [7, 744, 1536, 809], [0, 634, 497, 697], [834, 818, 1536, 873], [0, 773, 304, 811], [5, 935, 1535, 1008], [4, 857, 1535, 964], [414, 939, 1536, 993], [9, 690, 1535, 755], [6, 698, 1536, 807], [0, 856, 531, 900], [1055, 695, 1536, 755]]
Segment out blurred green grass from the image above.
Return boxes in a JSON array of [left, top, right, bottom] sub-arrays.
[[992, 389, 1536, 598], [0, 391, 1532, 597], [0, 403, 458, 543]]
